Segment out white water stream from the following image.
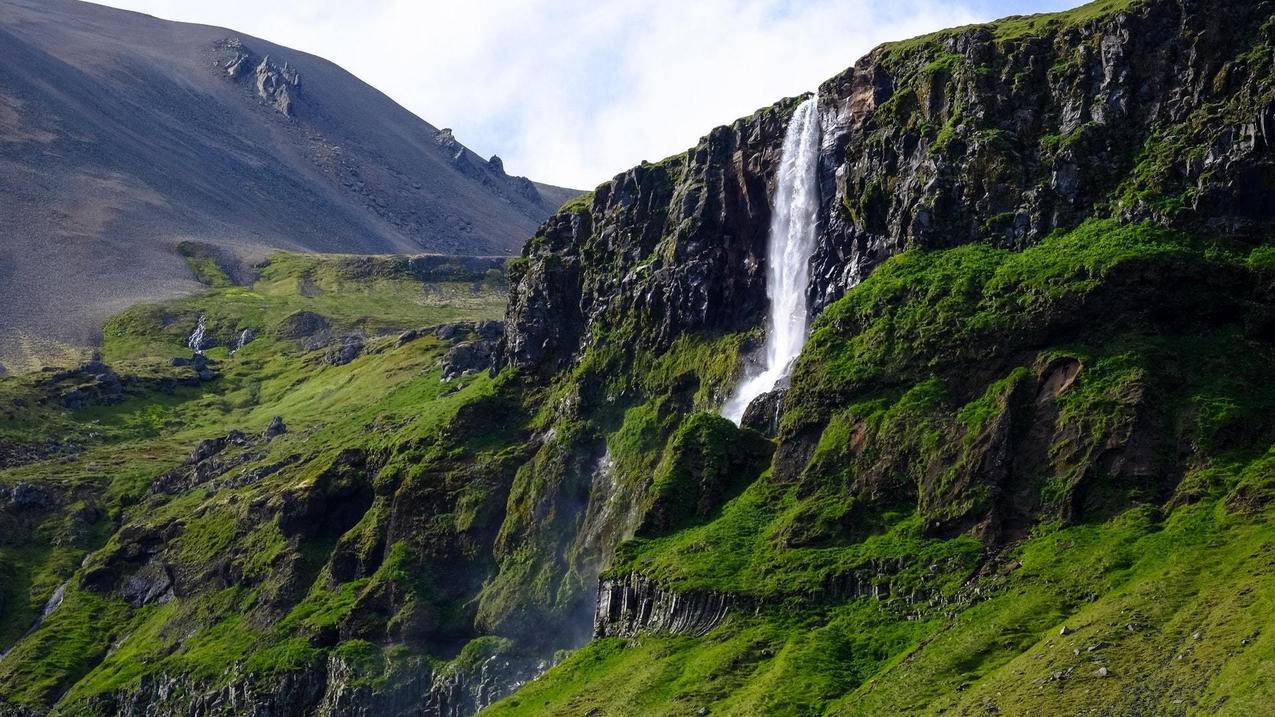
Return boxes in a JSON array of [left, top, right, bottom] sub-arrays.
[[187, 313, 208, 353], [723, 96, 822, 424]]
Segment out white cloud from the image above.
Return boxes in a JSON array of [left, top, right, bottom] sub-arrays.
[[93, 0, 1064, 188]]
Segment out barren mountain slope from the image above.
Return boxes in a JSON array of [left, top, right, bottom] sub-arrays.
[[0, 0, 576, 374]]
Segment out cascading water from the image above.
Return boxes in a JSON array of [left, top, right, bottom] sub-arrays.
[[187, 314, 208, 353], [723, 96, 822, 424]]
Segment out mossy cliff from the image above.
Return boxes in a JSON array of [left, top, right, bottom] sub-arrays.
[[3, 0, 1275, 715]]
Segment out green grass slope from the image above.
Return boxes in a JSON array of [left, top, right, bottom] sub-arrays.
[[0, 252, 509, 712], [485, 220, 1275, 716]]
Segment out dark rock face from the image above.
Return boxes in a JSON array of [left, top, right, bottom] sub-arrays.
[[118, 558, 175, 607], [171, 353, 218, 383], [46, 357, 125, 409], [263, 416, 287, 440], [808, 0, 1275, 310], [594, 574, 736, 638], [151, 429, 258, 495], [424, 652, 549, 717], [434, 320, 505, 379], [740, 388, 785, 437], [440, 341, 495, 380], [80, 656, 427, 717], [0, 482, 62, 512], [503, 97, 802, 373], [435, 321, 476, 343], [504, 0, 1275, 375]]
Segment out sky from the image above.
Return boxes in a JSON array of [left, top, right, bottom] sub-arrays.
[[96, 0, 1076, 189]]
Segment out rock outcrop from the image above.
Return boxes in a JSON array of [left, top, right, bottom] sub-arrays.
[[593, 574, 737, 638], [218, 38, 301, 116]]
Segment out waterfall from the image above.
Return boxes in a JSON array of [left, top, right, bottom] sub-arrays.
[[187, 314, 208, 353], [723, 96, 822, 424], [232, 328, 252, 354]]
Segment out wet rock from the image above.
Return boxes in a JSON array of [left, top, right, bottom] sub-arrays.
[[740, 388, 785, 437], [594, 573, 739, 638], [425, 650, 549, 717], [232, 327, 256, 352], [501, 97, 796, 374]]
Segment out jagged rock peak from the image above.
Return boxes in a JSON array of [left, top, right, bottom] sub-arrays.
[[215, 38, 301, 116]]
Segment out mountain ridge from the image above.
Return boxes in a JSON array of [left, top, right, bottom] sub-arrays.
[[0, 0, 577, 375]]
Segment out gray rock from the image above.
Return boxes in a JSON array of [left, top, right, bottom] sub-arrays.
[[435, 321, 476, 343], [325, 336, 364, 366], [440, 341, 494, 380], [740, 388, 785, 437], [263, 416, 287, 440], [2, 481, 62, 511], [475, 319, 505, 341], [275, 311, 330, 341], [119, 559, 174, 607]]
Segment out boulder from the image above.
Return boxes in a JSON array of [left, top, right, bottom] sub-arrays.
[[440, 340, 494, 380]]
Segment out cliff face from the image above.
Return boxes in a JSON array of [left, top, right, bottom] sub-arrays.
[[810, 0, 1275, 310], [507, 0, 1275, 370], [503, 98, 800, 373]]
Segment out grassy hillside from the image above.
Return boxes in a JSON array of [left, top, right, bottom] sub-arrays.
[[0, 252, 509, 711], [485, 220, 1275, 716]]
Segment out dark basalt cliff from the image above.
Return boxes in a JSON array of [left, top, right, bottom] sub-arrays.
[[809, 0, 1275, 309], [503, 99, 799, 373], [508, 0, 1275, 372]]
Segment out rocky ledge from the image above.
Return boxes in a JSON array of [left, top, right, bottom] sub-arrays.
[[593, 574, 739, 638]]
